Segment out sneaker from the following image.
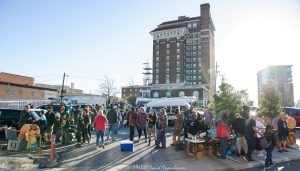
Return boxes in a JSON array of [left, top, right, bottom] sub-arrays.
[[264, 165, 271, 169], [257, 152, 264, 157], [278, 150, 283, 153], [246, 157, 254, 162]]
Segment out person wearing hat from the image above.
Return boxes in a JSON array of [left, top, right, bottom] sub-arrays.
[[45, 106, 55, 143], [60, 106, 71, 145], [277, 113, 289, 152]]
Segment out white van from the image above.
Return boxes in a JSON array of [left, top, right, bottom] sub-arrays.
[[145, 99, 190, 125]]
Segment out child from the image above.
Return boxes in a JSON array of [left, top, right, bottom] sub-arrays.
[[216, 120, 229, 159], [264, 125, 276, 168]]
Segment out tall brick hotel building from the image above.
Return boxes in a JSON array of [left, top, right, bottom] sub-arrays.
[[149, 3, 216, 103]]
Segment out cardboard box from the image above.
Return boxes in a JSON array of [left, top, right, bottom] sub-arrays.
[[120, 140, 134, 152], [7, 140, 20, 151]]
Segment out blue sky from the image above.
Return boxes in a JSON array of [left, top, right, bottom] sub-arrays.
[[1, 0, 300, 104]]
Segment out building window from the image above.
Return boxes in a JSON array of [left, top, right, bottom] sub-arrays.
[[166, 91, 172, 98], [192, 23, 197, 30], [177, 36, 180, 41], [193, 91, 199, 99], [193, 64, 196, 68], [156, 45, 159, 50], [156, 51, 159, 55], [156, 63, 159, 68], [193, 70, 196, 74], [193, 52, 196, 56], [193, 58, 196, 62], [186, 58, 190, 63], [166, 56, 169, 61], [156, 39, 159, 43], [153, 92, 159, 98], [186, 52, 190, 57], [177, 55, 180, 60], [198, 75, 202, 80], [166, 68, 169, 73], [177, 43, 180, 48], [177, 49, 180, 54], [123, 89, 126, 92], [166, 62, 169, 67], [130, 89, 132, 92], [177, 61, 180, 66], [166, 50, 170, 55], [193, 76, 196, 80], [155, 76, 159, 84], [156, 57, 159, 62], [167, 38, 170, 42], [186, 64, 191, 69], [156, 69, 159, 74], [187, 23, 192, 30], [177, 68, 180, 73], [31, 91, 35, 96], [7, 88, 14, 96], [167, 43, 170, 49], [179, 91, 185, 97]]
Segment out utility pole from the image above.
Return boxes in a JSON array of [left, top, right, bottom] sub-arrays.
[[215, 62, 220, 93], [60, 72, 66, 105], [220, 74, 225, 83]]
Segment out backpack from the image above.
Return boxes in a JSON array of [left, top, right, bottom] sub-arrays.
[[260, 137, 271, 149]]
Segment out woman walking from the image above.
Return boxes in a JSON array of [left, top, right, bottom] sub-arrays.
[[137, 107, 148, 143], [93, 110, 108, 149], [147, 109, 157, 146]]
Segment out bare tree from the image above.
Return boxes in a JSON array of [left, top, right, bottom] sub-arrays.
[[97, 75, 119, 106]]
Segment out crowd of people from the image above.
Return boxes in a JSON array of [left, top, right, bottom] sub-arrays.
[[17, 103, 297, 168]]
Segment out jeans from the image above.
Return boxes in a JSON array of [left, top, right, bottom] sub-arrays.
[[107, 123, 118, 139], [246, 137, 256, 159], [96, 130, 105, 146], [184, 127, 188, 138], [138, 129, 147, 140], [220, 137, 228, 159], [156, 129, 166, 148], [129, 125, 135, 141], [265, 148, 273, 166]]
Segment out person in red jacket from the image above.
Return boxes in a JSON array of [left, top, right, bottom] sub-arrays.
[[216, 119, 229, 159], [93, 110, 108, 149]]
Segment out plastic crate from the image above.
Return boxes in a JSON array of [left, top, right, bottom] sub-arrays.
[[120, 140, 134, 152]]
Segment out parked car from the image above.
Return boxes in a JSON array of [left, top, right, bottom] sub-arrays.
[[281, 107, 300, 126], [0, 108, 40, 140], [145, 99, 190, 125], [35, 104, 71, 114]]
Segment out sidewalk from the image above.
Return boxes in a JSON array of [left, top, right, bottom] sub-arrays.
[[1, 127, 300, 170]]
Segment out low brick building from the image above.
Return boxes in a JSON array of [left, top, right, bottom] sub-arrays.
[[0, 72, 58, 100]]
